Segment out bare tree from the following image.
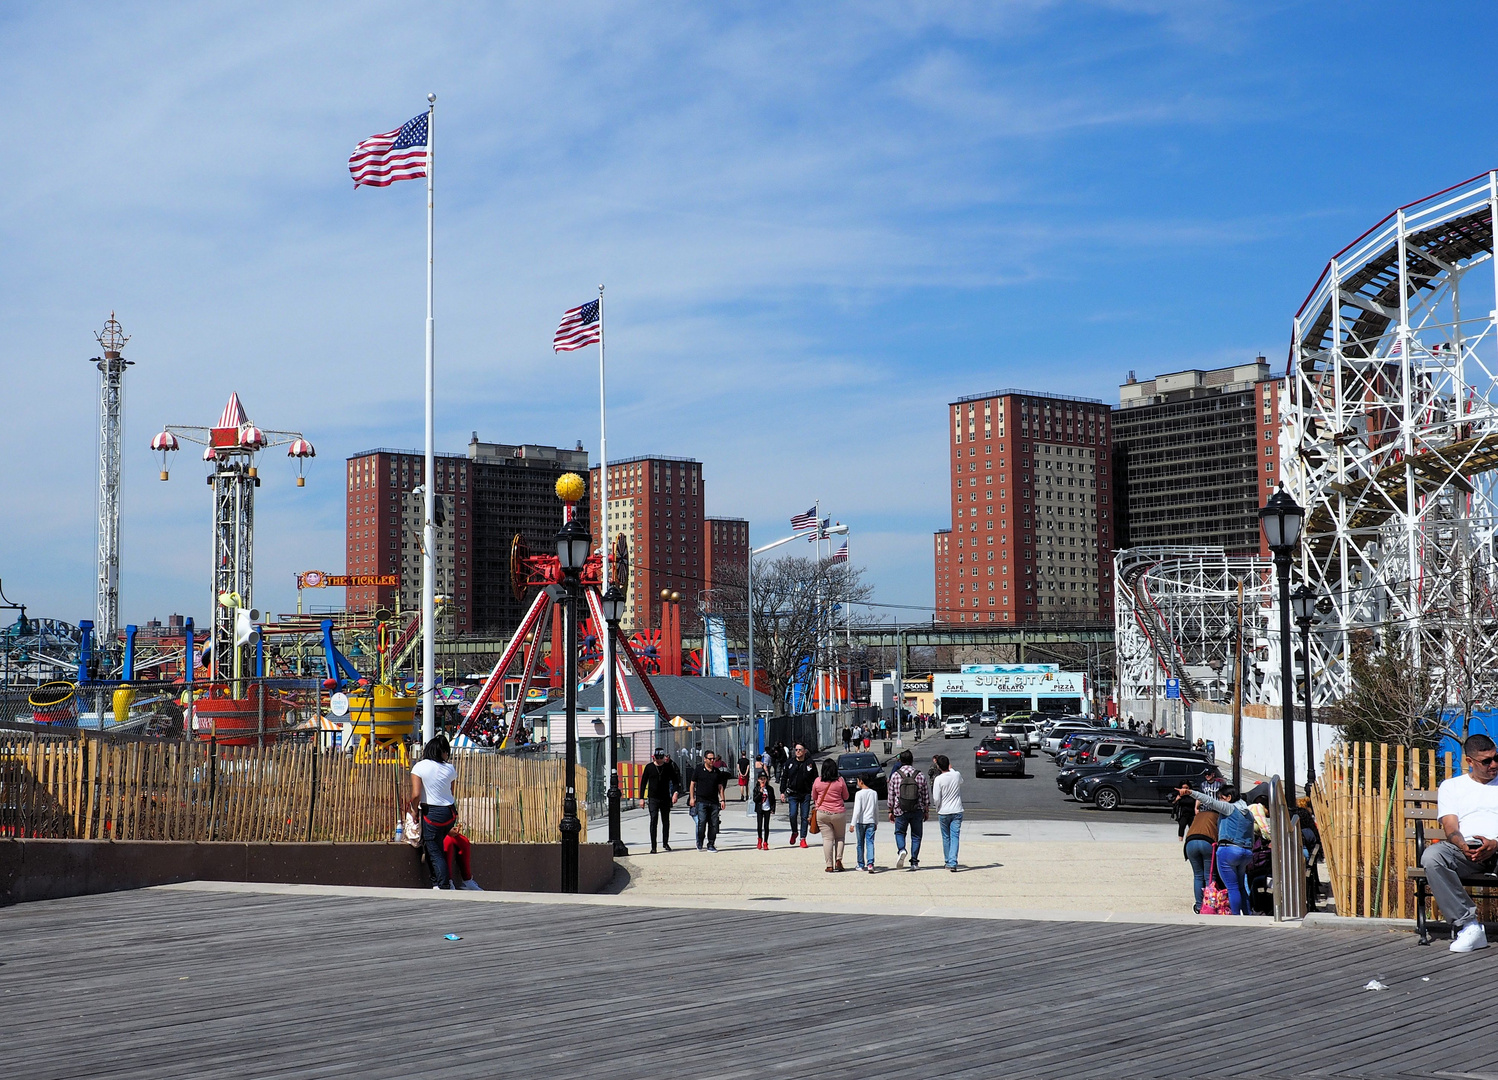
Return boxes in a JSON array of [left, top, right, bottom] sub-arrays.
[[714, 555, 872, 715], [1325, 630, 1444, 748]]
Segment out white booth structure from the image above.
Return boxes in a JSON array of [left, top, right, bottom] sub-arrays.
[[933, 664, 1089, 718]]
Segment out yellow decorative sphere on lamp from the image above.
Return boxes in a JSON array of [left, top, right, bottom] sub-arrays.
[[555, 472, 586, 504]]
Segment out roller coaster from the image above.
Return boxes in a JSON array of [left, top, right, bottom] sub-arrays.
[[1292, 172, 1498, 707]]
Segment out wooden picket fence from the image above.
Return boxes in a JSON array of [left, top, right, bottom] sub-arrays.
[[1310, 740, 1494, 921], [0, 732, 585, 844]]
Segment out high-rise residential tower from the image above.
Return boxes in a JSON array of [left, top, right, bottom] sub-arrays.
[[934, 389, 1114, 624]]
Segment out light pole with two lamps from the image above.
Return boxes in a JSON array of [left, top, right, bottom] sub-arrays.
[[554, 475, 593, 894], [1258, 484, 1306, 796], [600, 584, 628, 856], [1290, 583, 1320, 791]]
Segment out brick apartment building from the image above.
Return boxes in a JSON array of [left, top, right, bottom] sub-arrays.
[[1111, 359, 1283, 555], [590, 456, 704, 631], [704, 516, 750, 600], [934, 389, 1114, 624], [345, 437, 590, 634]]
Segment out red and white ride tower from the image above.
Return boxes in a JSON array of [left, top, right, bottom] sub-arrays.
[[152, 393, 313, 678]]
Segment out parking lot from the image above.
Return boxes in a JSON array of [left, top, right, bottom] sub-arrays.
[[893, 725, 1178, 823]]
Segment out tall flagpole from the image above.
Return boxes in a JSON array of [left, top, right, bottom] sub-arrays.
[[597, 284, 612, 751], [421, 92, 437, 744]]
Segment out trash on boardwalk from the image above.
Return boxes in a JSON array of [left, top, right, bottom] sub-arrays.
[[444, 934, 462, 941], [1363, 979, 1388, 991]]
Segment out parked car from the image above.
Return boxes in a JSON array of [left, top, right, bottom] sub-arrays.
[[835, 751, 888, 798], [975, 735, 1025, 778], [998, 722, 1036, 756], [1051, 729, 1100, 760], [1055, 746, 1204, 796], [977, 711, 999, 727], [1041, 721, 1098, 756], [1075, 756, 1214, 810], [943, 717, 971, 739]]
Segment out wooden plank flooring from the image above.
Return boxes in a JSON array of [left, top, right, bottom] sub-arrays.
[[1, 889, 1493, 1079]]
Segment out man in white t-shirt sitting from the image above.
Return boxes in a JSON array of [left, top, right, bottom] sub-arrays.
[[1425, 733, 1498, 953]]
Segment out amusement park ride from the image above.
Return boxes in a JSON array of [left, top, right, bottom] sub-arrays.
[[454, 528, 668, 745]]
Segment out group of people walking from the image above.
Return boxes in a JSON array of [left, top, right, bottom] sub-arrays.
[[630, 740, 968, 872]]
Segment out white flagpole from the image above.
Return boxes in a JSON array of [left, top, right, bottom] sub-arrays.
[[421, 92, 437, 744], [598, 285, 612, 745]]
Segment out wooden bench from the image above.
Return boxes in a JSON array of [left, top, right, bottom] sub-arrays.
[[1404, 788, 1498, 945]]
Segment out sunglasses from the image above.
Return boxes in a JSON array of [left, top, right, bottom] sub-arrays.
[[1475, 754, 1498, 766]]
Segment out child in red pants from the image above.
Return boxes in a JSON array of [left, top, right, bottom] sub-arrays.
[[442, 830, 484, 891]]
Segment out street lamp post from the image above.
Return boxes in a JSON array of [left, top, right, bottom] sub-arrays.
[[1291, 583, 1319, 791], [555, 506, 592, 894], [600, 585, 627, 856], [1259, 484, 1306, 797]]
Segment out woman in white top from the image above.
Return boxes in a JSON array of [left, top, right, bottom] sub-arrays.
[[409, 735, 458, 889], [929, 754, 964, 871]]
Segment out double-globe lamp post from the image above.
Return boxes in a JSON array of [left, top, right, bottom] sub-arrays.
[[1290, 583, 1320, 791], [600, 585, 628, 856], [1258, 484, 1306, 797], [554, 475, 592, 894]]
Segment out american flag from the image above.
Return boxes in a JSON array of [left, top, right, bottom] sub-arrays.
[[553, 300, 601, 352], [832, 541, 848, 562], [806, 518, 830, 541], [1390, 337, 1403, 357], [790, 507, 817, 530], [349, 113, 429, 187]]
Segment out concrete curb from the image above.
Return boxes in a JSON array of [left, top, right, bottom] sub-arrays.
[[156, 879, 1305, 929]]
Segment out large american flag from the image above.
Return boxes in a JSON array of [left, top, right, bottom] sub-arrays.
[[553, 300, 601, 352], [349, 113, 429, 188], [790, 507, 818, 530], [832, 541, 848, 562]]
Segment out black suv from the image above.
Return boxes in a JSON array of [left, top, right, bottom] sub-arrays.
[[1056, 744, 1202, 796], [975, 735, 1025, 778], [836, 752, 887, 798], [1074, 755, 1213, 810]]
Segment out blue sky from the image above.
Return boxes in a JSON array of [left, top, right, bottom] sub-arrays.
[[4, 1, 1498, 627]]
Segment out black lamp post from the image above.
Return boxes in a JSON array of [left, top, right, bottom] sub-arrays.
[[600, 584, 628, 856], [555, 512, 591, 894], [1259, 484, 1306, 797], [1291, 583, 1319, 791]]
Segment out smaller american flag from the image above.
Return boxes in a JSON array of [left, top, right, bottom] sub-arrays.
[[790, 507, 817, 530], [832, 541, 848, 562], [554, 300, 601, 352], [349, 113, 429, 187], [1390, 337, 1403, 357]]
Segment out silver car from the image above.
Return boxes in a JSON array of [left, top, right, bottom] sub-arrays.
[[943, 718, 971, 739]]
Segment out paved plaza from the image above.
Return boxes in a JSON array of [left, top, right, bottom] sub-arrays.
[[4, 883, 1492, 1079]]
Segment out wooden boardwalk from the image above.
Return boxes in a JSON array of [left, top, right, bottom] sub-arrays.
[[2, 887, 1492, 1079]]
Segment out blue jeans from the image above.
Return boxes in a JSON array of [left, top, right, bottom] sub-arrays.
[[855, 823, 875, 868], [694, 802, 721, 848], [420, 804, 456, 889], [939, 813, 963, 868], [786, 794, 811, 840], [1184, 838, 1214, 908], [893, 813, 923, 861], [1216, 843, 1253, 915]]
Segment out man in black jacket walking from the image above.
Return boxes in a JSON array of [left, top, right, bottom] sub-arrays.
[[639, 748, 683, 853], [781, 743, 819, 848]]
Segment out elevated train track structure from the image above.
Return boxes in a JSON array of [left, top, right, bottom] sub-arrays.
[[1292, 172, 1498, 708]]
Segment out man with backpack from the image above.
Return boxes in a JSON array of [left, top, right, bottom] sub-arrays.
[[888, 748, 930, 870]]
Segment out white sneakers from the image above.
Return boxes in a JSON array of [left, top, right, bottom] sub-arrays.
[[1451, 922, 1489, 953], [896, 851, 908, 870]]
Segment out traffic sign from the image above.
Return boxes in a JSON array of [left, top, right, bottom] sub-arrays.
[[1165, 678, 1180, 699]]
